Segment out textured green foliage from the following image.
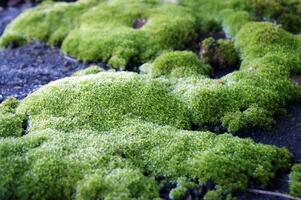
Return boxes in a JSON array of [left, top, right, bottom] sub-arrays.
[[72, 65, 104, 76], [151, 51, 211, 78], [290, 164, 301, 197], [0, 97, 25, 137], [0, 1, 301, 199], [220, 9, 251, 37], [17, 72, 191, 132], [200, 37, 239, 69], [0, 120, 291, 200], [179, 0, 301, 34], [0, 0, 197, 69], [238, 0, 301, 33], [174, 22, 301, 132]]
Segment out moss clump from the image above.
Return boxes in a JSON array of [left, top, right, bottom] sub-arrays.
[[17, 72, 191, 132], [72, 65, 104, 76], [0, 120, 291, 200], [179, 0, 301, 34], [290, 164, 301, 197], [0, 0, 197, 69], [173, 22, 301, 132], [219, 9, 251, 38], [151, 51, 211, 78], [0, 97, 26, 137], [200, 37, 239, 69], [238, 0, 301, 33]]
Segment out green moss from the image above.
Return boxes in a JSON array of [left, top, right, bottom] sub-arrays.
[[151, 51, 211, 78], [220, 9, 251, 37], [0, 0, 197, 69], [173, 22, 301, 132], [238, 0, 301, 33], [72, 65, 104, 76], [1, 1, 301, 199], [290, 164, 301, 197], [17, 72, 191, 132], [169, 178, 197, 200], [200, 37, 239, 69], [0, 120, 291, 200], [0, 98, 26, 137], [179, 0, 301, 34]]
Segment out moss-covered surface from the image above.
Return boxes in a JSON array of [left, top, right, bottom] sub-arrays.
[[171, 22, 301, 133], [150, 51, 211, 78], [1, 0, 301, 199], [290, 164, 301, 197], [0, 0, 197, 69], [0, 72, 293, 199]]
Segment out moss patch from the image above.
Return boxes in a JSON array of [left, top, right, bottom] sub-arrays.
[[150, 51, 211, 78], [0, 0, 197, 69], [1, 1, 301, 199], [0, 121, 291, 200], [0, 97, 26, 137], [290, 164, 301, 197]]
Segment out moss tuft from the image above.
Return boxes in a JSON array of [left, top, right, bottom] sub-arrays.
[[17, 72, 191, 132], [151, 51, 211, 78], [0, 121, 292, 200], [72, 65, 104, 76], [290, 164, 301, 197], [0, 0, 198, 69], [0, 97, 26, 138]]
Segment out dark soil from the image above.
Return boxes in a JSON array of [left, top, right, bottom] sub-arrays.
[[0, 42, 89, 101], [0, 2, 32, 35], [0, 2, 91, 102]]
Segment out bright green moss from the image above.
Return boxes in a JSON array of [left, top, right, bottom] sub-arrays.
[[179, 0, 301, 34], [151, 51, 211, 78], [72, 65, 104, 76], [0, 0, 197, 69], [172, 22, 301, 132], [0, 120, 292, 200], [220, 9, 251, 37], [290, 164, 301, 197], [0, 98, 26, 137], [17, 72, 191, 132]]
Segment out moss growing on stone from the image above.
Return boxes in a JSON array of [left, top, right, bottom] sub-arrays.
[[0, 0, 197, 69], [290, 164, 301, 197], [151, 51, 211, 78]]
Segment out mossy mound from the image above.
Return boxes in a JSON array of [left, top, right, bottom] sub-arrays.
[[1, 0, 301, 199], [149, 51, 211, 78], [0, 71, 294, 199], [290, 164, 301, 197], [17, 72, 191, 132], [0, 97, 26, 137], [169, 22, 301, 133], [0, 121, 292, 200], [0, 0, 197, 69], [72, 65, 104, 76], [179, 0, 301, 34]]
